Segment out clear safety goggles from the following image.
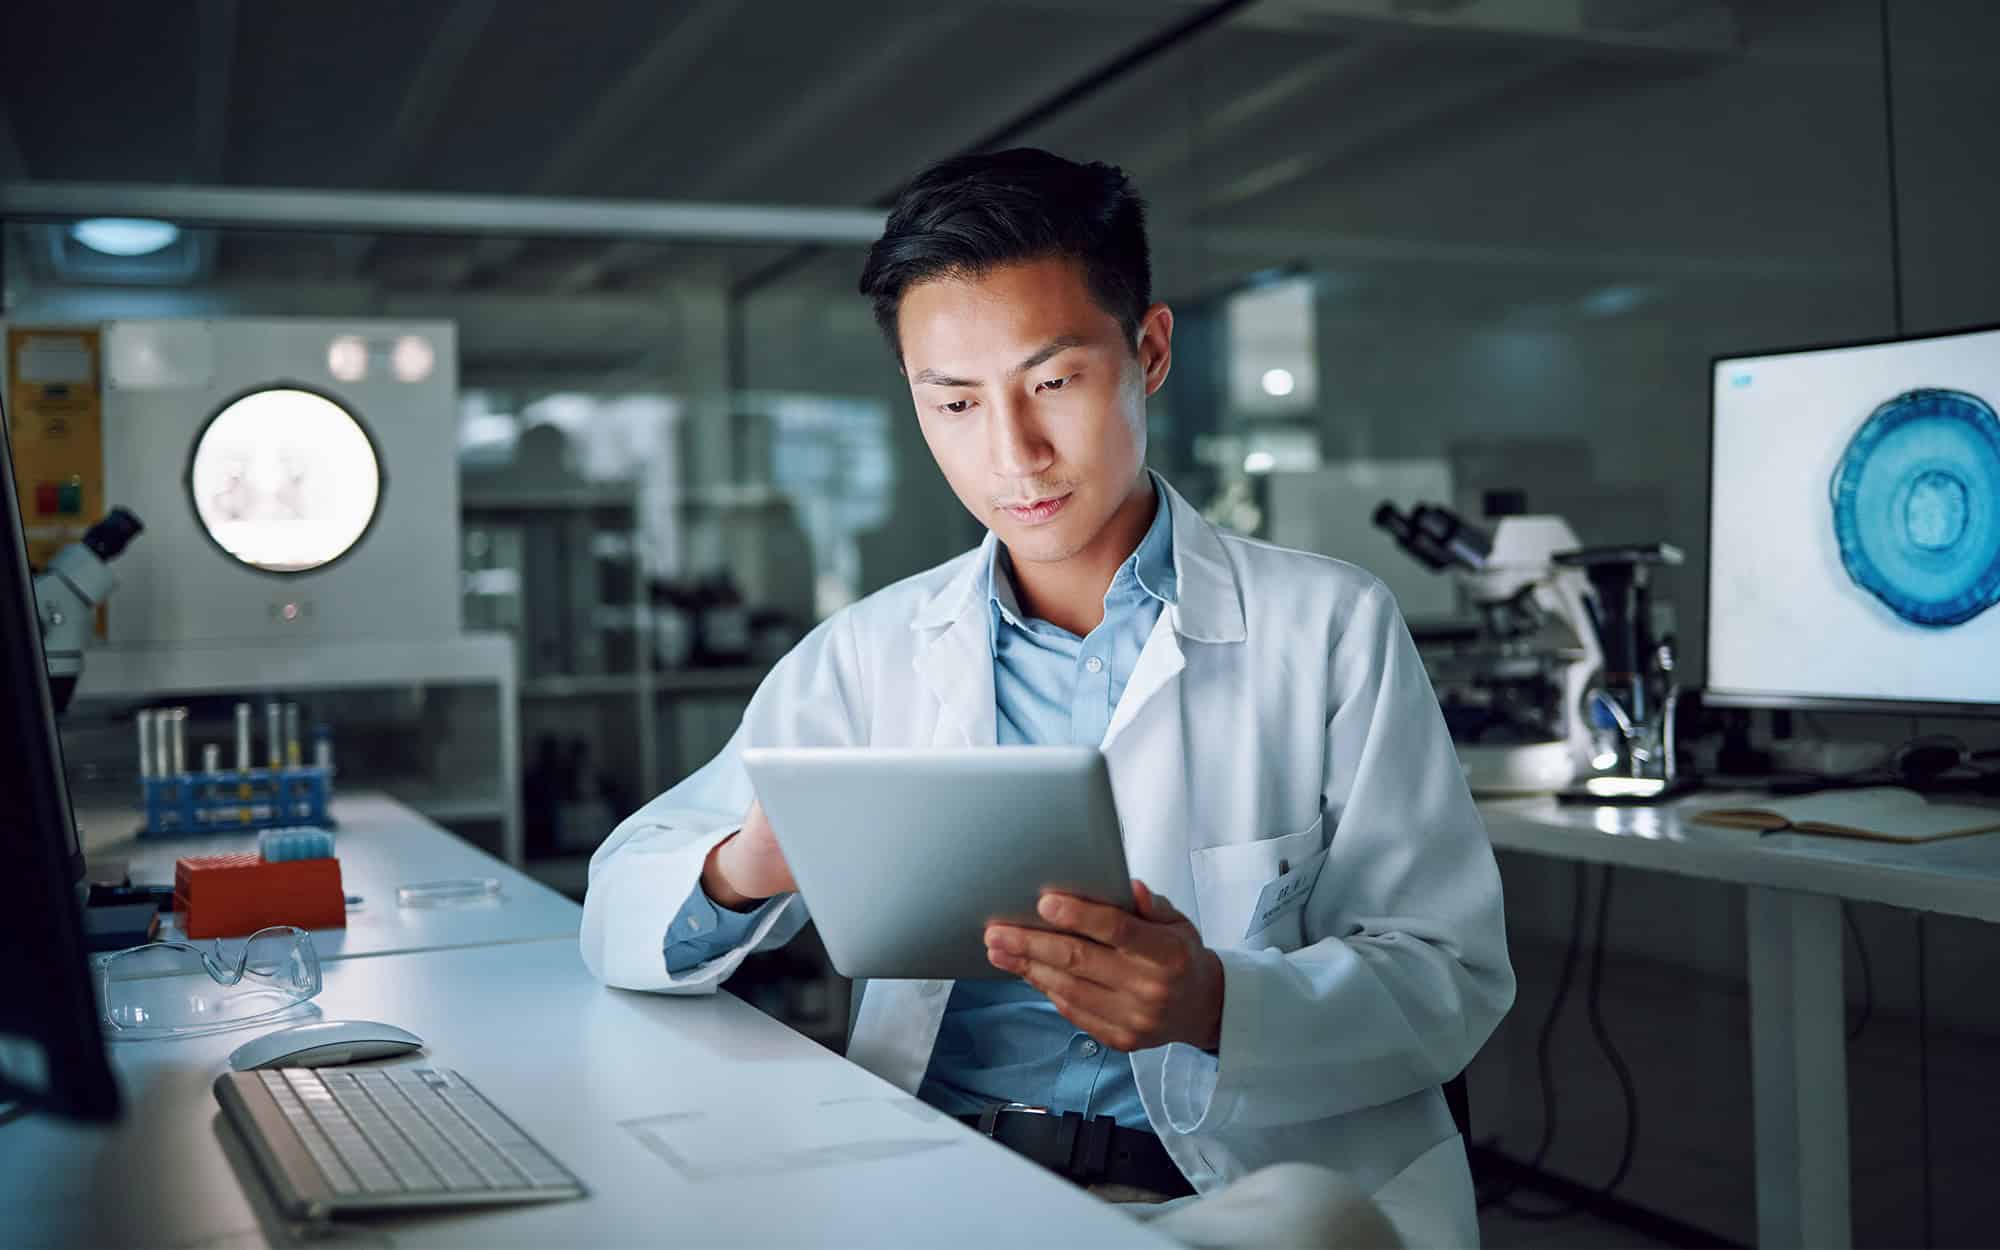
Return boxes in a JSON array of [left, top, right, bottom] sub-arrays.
[[97, 925, 323, 1040]]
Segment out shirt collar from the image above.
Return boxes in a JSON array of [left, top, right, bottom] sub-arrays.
[[985, 472, 1177, 632]]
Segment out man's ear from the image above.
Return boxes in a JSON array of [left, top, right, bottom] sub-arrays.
[[1138, 303, 1174, 396]]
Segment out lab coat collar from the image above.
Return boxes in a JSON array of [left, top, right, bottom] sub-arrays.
[[908, 473, 1245, 644]]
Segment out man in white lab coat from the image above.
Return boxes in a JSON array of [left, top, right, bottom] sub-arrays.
[[582, 148, 1513, 1246]]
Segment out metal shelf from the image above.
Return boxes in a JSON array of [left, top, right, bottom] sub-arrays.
[[522, 673, 645, 698], [71, 633, 523, 866], [461, 485, 640, 511]]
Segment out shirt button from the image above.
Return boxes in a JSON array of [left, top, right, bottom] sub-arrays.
[[1080, 1039, 1100, 1056], [1084, 656, 1104, 674]]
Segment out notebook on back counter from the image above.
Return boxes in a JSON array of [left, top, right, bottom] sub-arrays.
[[1693, 787, 2000, 844]]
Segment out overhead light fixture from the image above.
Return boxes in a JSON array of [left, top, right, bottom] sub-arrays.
[[69, 218, 182, 257], [1260, 368, 1296, 398], [1243, 451, 1277, 475], [1579, 284, 1653, 319]]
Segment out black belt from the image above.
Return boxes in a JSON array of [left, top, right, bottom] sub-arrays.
[[958, 1105, 1195, 1198]]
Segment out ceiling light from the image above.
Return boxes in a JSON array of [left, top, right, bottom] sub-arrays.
[[1579, 284, 1652, 319], [1243, 451, 1277, 475], [70, 218, 182, 257], [1260, 368, 1296, 398]]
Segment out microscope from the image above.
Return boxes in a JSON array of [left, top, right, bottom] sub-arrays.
[[1375, 501, 1691, 802], [1554, 542, 1693, 802], [32, 507, 144, 715]]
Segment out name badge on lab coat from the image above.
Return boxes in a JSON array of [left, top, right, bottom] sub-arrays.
[[1244, 849, 1327, 940]]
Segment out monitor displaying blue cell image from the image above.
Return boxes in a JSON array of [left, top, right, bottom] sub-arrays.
[[1708, 324, 2000, 713]]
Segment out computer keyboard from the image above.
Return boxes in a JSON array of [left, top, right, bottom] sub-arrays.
[[215, 1065, 585, 1220]]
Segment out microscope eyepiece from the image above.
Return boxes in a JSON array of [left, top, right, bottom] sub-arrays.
[[1411, 505, 1492, 570], [83, 508, 144, 561]]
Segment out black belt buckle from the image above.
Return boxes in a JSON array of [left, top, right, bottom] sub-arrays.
[[973, 1103, 1119, 1185], [974, 1100, 1045, 1136]]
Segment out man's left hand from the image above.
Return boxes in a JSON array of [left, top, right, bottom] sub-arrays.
[[985, 879, 1224, 1053]]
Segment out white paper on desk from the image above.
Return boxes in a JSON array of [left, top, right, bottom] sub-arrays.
[[622, 1095, 962, 1182]]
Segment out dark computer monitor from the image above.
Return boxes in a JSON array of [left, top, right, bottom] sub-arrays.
[[0, 406, 121, 1121], [1707, 322, 2000, 715]]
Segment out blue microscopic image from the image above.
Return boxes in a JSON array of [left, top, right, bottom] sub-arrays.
[[1829, 388, 2000, 628]]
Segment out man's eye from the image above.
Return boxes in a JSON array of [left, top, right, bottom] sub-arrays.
[[941, 399, 973, 414], [1037, 375, 1072, 393]]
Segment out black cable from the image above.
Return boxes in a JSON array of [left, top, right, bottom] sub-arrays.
[[1502, 866, 1641, 1221], [1843, 902, 1874, 1043], [1917, 915, 1934, 1248], [1476, 861, 1588, 1211], [1584, 868, 1639, 1196]]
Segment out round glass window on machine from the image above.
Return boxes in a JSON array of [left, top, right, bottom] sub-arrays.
[[189, 388, 384, 573]]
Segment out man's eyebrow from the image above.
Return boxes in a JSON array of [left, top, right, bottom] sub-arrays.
[[1014, 335, 1089, 375], [909, 336, 1091, 388]]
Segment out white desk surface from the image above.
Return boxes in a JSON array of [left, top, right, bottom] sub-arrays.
[[77, 792, 583, 960], [1479, 790, 2000, 923], [1, 938, 1171, 1250]]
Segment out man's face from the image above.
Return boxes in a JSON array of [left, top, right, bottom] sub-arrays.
[[898, 256, 1173, 566]]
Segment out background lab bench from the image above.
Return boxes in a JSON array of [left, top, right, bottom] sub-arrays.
[[1478, 792, 2000, 1250]]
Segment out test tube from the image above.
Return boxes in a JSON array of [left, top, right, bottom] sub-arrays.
[[200, 741, 223, 824], [169, 708, 188, 775], [137, 709, 156, 779], [313, 723, 334, 771], [265, 701, 282, 771], [284, 703, 302, 768], [234, 703, 252, 774], [152, 708, 174, 778]]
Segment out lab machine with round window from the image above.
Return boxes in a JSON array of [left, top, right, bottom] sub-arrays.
[[88, 318, 461, 648]]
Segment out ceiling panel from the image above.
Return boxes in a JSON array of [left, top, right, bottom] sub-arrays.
[[2, 1, 203, 181]]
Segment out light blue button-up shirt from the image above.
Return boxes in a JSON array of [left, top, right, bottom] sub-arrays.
[[662, 478, 1175, 1129]]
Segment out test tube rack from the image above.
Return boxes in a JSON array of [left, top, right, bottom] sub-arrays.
[[137, 764, 334, 832], [136, 700, 336, 837], [139, 765, 335, 838]]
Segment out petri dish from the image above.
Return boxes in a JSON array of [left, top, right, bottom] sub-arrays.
[[397, 878, 504, 908]]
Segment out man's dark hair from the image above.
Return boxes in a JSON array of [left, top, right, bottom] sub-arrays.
[[857, 148, 1151, 360]]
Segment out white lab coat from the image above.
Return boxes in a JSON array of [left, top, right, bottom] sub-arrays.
[[581, 477, 1514, 1246]]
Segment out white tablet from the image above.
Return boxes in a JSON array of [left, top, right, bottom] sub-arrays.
[[738, 746, 1133, 980]]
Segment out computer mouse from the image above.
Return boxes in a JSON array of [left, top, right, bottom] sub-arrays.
[[227, 1019, 425, 1071]]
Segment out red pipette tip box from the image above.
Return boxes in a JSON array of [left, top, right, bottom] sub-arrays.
[[173, 852, 346, 939]]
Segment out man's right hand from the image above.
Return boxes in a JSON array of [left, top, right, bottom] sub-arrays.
[[702, 799, 797, 912]]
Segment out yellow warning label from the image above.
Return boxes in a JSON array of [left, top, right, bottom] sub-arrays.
[[7, 327, 107, 634]]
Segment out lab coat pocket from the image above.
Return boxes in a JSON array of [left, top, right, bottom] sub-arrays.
[[1188, 815, 1326, 952]]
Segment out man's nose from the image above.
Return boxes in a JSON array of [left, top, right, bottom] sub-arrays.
[[988, 395, 1054, 479]]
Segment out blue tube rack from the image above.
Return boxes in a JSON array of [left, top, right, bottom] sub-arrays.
[[139, 766, 335, 837]]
